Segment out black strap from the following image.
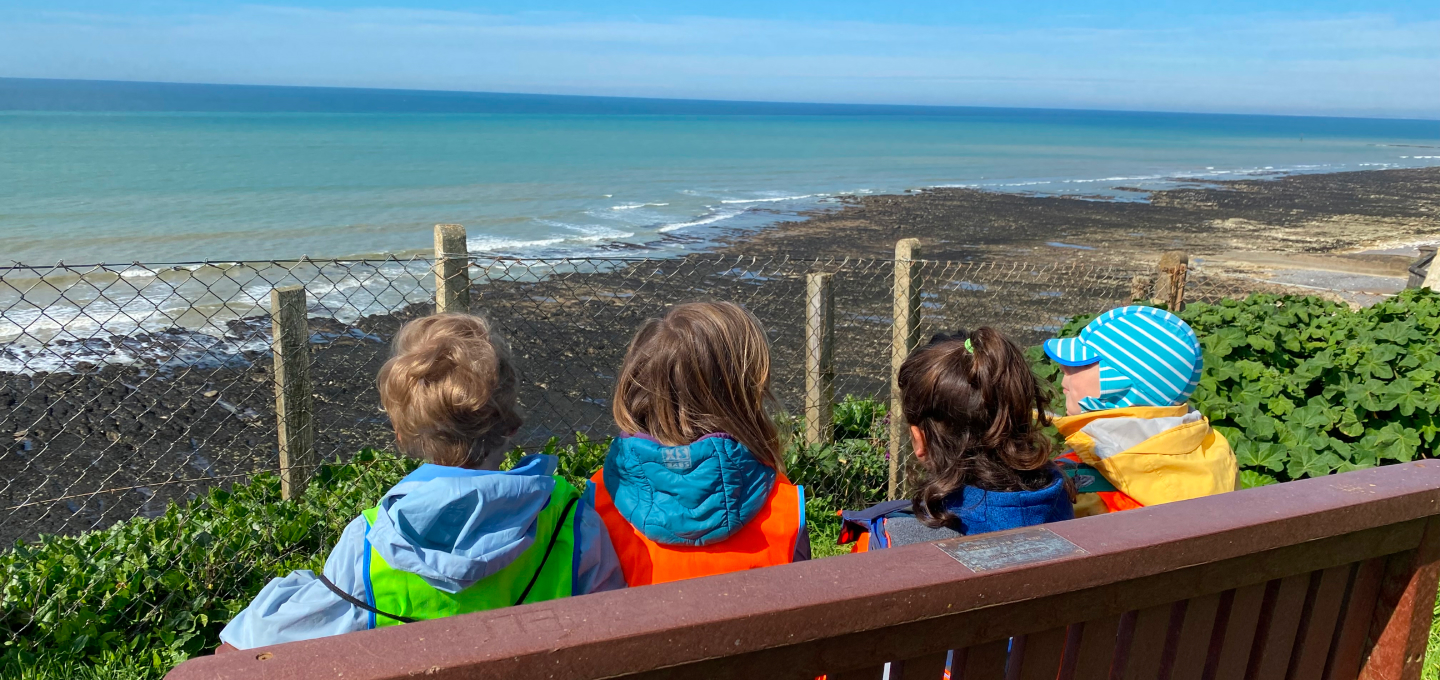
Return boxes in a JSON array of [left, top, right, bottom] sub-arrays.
[[515, 495, 580, 606], [317, 572, 417, 624], [325, 493, 580, 624], [842, 498, 912, 522]]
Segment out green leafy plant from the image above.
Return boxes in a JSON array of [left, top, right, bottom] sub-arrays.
[[784, 397, 892, 558], [1185, 289, 1440, 486], [501, 432, 609, 488], [833, 394, 888, 441], [1, 449, 419, 679]]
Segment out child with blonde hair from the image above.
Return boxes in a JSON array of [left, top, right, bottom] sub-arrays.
[[591, 301, 809, 586], [220, 313, 623, 649]]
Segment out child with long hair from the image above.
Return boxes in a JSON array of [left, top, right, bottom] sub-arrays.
[[841, 328, 1074, 551], [591, 301, 809, 586], [220, 313, 624, 649]]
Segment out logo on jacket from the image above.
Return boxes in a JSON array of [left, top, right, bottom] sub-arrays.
[[662, 446, 693, 471]]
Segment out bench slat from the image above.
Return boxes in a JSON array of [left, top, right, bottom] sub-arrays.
[[1015, 626, 1068, 680], [1290, 564, 1352, 680], [830, 663, 887, 680], [954, 639, 1008, 680], [1068, 614, 1122, 680], [1170, 592, 1223, 680], [1322, 558, 1385, 680], [1119, 603, 1176, 680], [1212, 583, 1268, 680], [892, 650, 948, 680], [1251, 574, 1312, 679]]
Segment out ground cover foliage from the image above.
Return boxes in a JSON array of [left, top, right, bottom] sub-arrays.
[[4, 290, 1439, 678]]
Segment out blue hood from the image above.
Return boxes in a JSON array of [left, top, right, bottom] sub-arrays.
[[945, 469, 1074, 536], [365, 454, 561, 594], [603, 434, 775, 547]]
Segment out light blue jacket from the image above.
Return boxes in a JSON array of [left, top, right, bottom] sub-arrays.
[[604, 433, 810, 559], [219, 455, 626, 649]]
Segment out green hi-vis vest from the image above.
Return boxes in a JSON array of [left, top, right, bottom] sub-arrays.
[[359, 475, 581, 628]]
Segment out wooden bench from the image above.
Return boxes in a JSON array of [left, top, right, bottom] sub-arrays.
[[168, 460, 1440, 680]]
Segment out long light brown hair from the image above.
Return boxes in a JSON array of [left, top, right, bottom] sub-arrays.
[[377, 313, 522, 468], [899, 328, 1072, 529], [612, 301, 783, 471]]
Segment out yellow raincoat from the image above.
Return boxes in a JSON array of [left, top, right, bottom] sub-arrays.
[[1055, 405, 1237, 517]]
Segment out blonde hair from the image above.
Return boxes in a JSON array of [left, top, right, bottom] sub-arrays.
[[612, 301, 783, 472], [377, 313, 521, 468]]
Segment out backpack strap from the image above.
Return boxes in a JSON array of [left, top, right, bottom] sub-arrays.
[[317, 572, 417, 624], [1055, 457, 1119, 493], [838, 499, 913, 547], [514, 495, 580, 606]]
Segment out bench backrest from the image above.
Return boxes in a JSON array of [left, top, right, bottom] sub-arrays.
[[168, 460, 1440, 680]]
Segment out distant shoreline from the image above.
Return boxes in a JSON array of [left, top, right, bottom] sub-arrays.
[[708, 165, 1440, 266], [9, 77, 1440, 122]]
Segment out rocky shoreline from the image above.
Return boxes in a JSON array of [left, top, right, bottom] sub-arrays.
[[3, 166, 1438, 545], [714, 166, 1440, 265]]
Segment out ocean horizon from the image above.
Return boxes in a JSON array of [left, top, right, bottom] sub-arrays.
[[2, 77, 1439, 265]]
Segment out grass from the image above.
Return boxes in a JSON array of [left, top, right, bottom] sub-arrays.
[[3, 657, 157, 680], [1427, 590, 1440, 680]]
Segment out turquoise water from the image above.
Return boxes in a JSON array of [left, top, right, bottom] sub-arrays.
[[1, 80, 1439, 265]]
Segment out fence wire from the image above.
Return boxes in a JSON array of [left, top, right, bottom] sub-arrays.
[[0, 255, 1304, 544], [0, 252, 1298, 664]]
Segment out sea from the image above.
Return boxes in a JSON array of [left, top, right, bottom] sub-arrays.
[[1, 78, 1438, 374], [3, 78, 1439, 265]]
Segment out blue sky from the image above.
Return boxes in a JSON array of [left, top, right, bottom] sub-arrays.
[[1, 1, 1437, 118]]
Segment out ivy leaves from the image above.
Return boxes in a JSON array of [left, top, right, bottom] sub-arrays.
[[1180, 289, 1440, 487], [2, 450, 420, 675]]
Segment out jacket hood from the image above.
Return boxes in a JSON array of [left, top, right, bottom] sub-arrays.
[[945, 469, 1074, 536], [365, 454, 561, 594], [603, 433, 775, 547], [1055, 405, 1236, 507]]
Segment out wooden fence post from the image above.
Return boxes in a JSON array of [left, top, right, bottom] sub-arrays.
[[889, 239, 922, 501], [1406, 246, 1434, 289], [435, 224, 470, 314], [271, 285, 314, 500], [1423, 253, 1440, 293], [804, 273, 835, 448], [1130, 275, 1153, 303], [1154, 251, 1189, 312]]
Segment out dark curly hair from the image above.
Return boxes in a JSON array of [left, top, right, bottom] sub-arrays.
[[899, 327, 1073, 529]]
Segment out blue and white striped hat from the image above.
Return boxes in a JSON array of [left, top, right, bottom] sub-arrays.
[[1043, 306, 1202, 411]]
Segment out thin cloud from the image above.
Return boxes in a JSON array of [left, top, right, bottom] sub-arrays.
[[0, 5, 1435, 118]]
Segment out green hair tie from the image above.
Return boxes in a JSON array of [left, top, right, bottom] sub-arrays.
[[964, 338, 974, 353]]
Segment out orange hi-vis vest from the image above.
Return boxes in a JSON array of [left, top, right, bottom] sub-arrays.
[[591, 469, 804, 586]]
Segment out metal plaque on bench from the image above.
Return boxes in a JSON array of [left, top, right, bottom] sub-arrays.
[[935, 527, 1088, 572]]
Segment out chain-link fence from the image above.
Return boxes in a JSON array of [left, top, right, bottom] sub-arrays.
[[0, 253, 1292, 547], [0, 249, 1303, 673]]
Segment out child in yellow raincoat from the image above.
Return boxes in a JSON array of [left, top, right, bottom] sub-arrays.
[[1045, 306, 1237, 516]]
